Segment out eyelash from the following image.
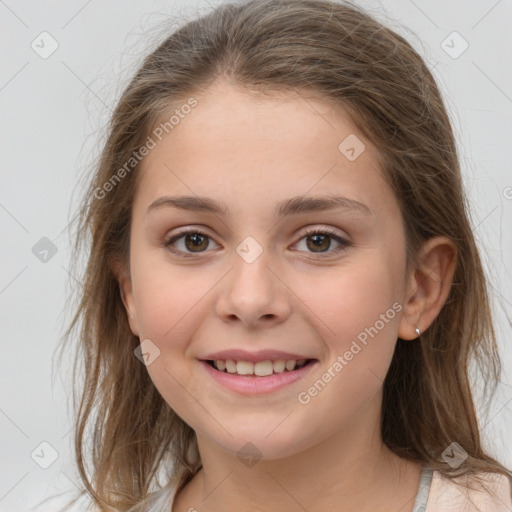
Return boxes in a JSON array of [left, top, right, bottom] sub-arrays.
[[163, 227, 351, 259]]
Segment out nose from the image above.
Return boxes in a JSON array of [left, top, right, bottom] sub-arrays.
[[215, 249, 292, 329]]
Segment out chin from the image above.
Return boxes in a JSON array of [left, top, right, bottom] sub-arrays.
[[207, 425, 314, 462]]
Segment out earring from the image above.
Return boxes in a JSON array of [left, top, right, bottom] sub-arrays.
[[415, 327, 421, 337]]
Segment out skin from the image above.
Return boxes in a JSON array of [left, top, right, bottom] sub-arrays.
[[117, 80, 457, 512]]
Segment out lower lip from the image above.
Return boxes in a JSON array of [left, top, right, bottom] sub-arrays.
[[199, 360, 318, 395]]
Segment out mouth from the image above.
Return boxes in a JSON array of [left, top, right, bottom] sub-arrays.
[[199, 357, 319, 395], [202, 358, 317, 377]]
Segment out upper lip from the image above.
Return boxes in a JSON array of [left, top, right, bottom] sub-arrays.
[[201, 349, 316, 363]]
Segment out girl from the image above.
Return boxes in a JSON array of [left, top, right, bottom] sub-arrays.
[[52, 0, 512, 510]]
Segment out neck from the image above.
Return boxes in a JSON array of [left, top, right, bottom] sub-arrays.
[[173, 394, 422, 512]]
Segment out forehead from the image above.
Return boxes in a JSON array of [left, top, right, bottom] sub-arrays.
[[148, 84, 365, 162], [135, 83, 395, 220]]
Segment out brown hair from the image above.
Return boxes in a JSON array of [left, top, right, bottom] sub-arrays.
[[54, 0, 511, 510]]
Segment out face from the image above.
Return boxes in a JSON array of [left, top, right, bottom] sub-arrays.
[[120, 81, 412, 460]]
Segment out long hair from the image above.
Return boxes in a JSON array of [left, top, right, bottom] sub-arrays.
[[55, 0, 511, 510]]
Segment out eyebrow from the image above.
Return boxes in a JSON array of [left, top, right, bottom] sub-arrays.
[[146, 194, 373, 218]]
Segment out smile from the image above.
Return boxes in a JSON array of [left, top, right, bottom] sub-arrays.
[[207, 358, 312, 376], [200, 358, 318, 395]]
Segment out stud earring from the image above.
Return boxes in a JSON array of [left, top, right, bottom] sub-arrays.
[[415, 327, 421, 337]]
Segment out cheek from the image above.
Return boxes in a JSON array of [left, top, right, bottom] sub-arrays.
[[130, 259, 210, 425], [130, 243, 205, 338], [302, 258, 403, 397], [309, 258, 401, 336], [293, 264, 401, 429]]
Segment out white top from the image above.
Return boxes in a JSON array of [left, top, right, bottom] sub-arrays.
[[31, 468, 512, 511], [143, 468, 512, 512], [418, 469, 512, 512]]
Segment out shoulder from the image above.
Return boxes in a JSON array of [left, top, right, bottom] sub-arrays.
[[425, 470, 512, 512]]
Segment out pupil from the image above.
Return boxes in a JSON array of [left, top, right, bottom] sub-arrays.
[[308, 234, 329, 252], [186, 233, 208, 252]]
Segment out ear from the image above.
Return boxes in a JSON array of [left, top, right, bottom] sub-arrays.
[[398, 236, 457, 340], [111, 259, 140, 337]]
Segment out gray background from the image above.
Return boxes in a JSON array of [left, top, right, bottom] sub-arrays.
[[1, 0, 511, 510]]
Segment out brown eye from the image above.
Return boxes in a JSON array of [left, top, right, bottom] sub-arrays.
[[164, 227, 350, 259], [294, 227, 351, 258], [182, 232, 209, 252], [164, 229, 219, 257], [305, 233, 331, 252]]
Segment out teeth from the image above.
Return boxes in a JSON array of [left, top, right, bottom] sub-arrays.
[[254, 361, 273, 376], [272, 360, 286, 373], [285, 360, 296, 371], [225, 360, 237, 373], [236, 361, 254, 375], [212, 358, 310, 375]]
